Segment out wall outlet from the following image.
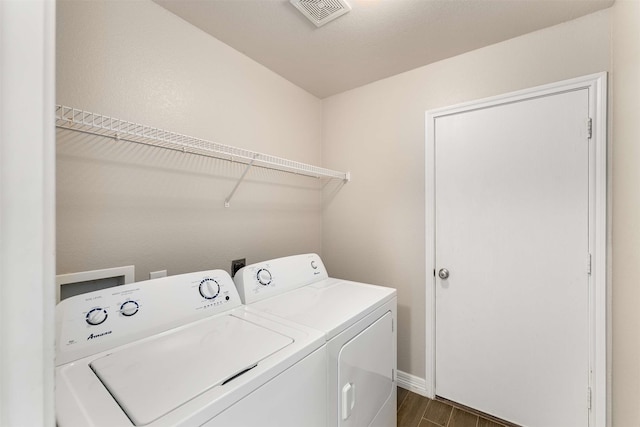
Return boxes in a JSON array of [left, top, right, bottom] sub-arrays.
[[231, 258, 246, 277], [149, 270, 167, 280]]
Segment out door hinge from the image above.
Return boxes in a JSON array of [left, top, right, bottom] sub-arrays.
[[587, 118, 593, 139], [587, 387, 592, 410], [587, 253, 592, 275]]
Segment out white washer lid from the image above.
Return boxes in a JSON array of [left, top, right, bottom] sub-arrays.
[[90, 314, 293, 426]]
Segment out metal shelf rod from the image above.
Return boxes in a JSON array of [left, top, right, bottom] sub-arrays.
[[55, 105, 350, 207]]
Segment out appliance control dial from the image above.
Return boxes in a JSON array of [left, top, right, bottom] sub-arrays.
[[86, 308, 108, 326], [120, 300, 139, 317], [199, 278, 220, 300], [257, 268, 272, 286], [311, 260, 318, 269]]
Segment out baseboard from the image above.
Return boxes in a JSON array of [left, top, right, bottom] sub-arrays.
[[397, 370, 428, 396]]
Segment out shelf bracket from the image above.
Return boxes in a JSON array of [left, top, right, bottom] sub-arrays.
[[225, 154, 258, 208]]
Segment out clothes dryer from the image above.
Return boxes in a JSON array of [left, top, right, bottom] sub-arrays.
[[56, 269, 326, 427], [234, 254, 397, 427]]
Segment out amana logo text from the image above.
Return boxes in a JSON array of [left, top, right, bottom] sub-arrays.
[[87, 330, 112, 340]]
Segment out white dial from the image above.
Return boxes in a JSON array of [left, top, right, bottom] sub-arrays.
[[120, 301, 139, 316], [199, 278, 220, 299], [86, 308, 108, 325], [257, 268, 272, 286], [311, 260, 318, 269]]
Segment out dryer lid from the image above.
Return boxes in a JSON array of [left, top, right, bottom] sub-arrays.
[[250, 278, 396, 340], [90, 314, 293, 426]]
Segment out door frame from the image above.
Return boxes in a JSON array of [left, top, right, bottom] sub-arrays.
[[0, 0, 56, 425], [425, 73, 608, 427]]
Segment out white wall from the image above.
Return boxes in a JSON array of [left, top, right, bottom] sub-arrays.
[[611, 1, 640, 425], [321, 9, 611, 384], [56, 0, 324, 280]]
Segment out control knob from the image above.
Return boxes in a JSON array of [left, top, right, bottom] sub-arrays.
[[86, 307, 108, 326], [199, 278, 220, 300], [120, 300, 139, 317], [256, 268, 272, 286]]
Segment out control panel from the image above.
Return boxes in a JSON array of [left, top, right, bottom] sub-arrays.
[[233, 253, 329, 304], [56, 270, 241, 365]]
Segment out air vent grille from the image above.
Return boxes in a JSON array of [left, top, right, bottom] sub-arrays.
[[290, 0, 351, 27]]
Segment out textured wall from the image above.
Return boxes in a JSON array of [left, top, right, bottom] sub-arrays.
[[56, 0, 324, 281], [321, 10, 611, 380], [611, 1, 640, 425]]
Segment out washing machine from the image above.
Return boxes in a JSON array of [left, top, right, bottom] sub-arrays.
[[234, 253, 397, 427], [55, 269, 327, 427]]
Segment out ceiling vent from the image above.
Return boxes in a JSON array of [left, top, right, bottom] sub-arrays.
[[290, 0, 351, 27]]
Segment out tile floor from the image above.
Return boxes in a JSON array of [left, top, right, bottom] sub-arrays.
[[397, 387, 515, 427]]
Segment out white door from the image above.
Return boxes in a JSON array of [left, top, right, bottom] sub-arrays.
[[434, 89, 590, 427], [338, 312, 394, 427]]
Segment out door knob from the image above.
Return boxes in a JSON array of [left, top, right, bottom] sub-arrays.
[[438, 268, 450, 279]]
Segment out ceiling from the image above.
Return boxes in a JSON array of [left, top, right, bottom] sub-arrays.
[[154, 0, 614, 99]]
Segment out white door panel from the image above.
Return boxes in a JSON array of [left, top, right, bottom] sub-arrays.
[[435, 89, 590, 427], [338, 312, 393, 427]]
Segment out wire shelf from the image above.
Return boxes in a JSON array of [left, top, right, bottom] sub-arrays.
[[55, 105, 350, 182]]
